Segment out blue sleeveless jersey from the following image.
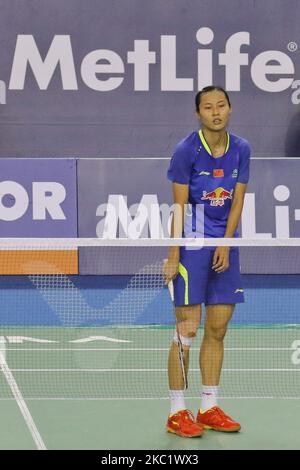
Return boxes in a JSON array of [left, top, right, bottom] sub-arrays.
[[167, 129, 251, 238]]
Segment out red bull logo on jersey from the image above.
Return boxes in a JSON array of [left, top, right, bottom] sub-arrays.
[[201, 187, 233, 206]]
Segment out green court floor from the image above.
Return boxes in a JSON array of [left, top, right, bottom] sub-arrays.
[[0, 327, 300, 449], [0, 399, 300, 450]]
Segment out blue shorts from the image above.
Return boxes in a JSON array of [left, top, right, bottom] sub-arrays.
[[173, 247, 244, 306]]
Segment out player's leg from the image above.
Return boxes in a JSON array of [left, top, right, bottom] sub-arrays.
[[200, 246, 244, 389], [168, 304, 201, 391], [197, 304, 241, 431], [166, 247, 212, 437], [167, 304, 204, 437], [200, 303, 234, 388], [196, 248, 243, 431]]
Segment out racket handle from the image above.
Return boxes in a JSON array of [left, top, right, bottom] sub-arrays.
[[168, 280, 174, 302]]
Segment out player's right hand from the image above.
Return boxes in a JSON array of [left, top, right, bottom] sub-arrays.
[[163, 258, 179, 284]]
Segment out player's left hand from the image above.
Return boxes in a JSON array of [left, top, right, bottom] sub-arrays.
[[212, 246, 230, 273]]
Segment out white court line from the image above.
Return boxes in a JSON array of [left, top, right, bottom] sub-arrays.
[[0, 338, 46, 450], [0, 396, 300, 401], [0, 337, 6, 363], [3, 347, 294, 351], [9, 368, 300, 372]]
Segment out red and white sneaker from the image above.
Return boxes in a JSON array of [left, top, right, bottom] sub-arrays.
[[197, 406, 241, 432], [166, 409, 204, 438]]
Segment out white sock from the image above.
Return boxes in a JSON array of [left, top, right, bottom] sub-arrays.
[[169, 390, 186, 415], [201, 385, 219, 411]]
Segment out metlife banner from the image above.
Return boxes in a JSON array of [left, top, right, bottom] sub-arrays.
[[0, 0, 300, 158]]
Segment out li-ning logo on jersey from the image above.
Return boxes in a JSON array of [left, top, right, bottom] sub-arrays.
[[199, 171, 210, 176], [234, 288, 244, 293], [201, 187, 233, 206], [232, 169, 238, 178]]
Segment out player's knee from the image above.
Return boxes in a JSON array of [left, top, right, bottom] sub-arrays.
[[180, 319, 199, 337], [173, 321, 198, 348], [205, 324, 227, 342], [173, 331, 195, 348]]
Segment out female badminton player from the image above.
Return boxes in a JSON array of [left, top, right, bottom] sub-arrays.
[[163, 85, 251, 437]]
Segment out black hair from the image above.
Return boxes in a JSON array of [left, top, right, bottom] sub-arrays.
[[195, 86, 231, 112]]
